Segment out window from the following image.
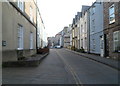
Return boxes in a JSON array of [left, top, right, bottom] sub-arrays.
[[18, 0, 24, 11], [109, 4, 115, 24], [30, 6, 33, 22], [92, 7, 95, 14], [113, 31, 120, 52], [92, 19, 95, 32], [85, 37, 87, 49], [93, 39, 95, 50], [17, 25, 24, 50], [84, 22, 87, 33], [81, 25, 84, 33], [30, 32, 34, 49], [18, 0, 24, 12], [81, 39, 83, 48]]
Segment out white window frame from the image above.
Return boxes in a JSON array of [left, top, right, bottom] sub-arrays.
[[113, 31, 120, 52], [92, 19, 95, 32], [30, 32, 34, 49], [93, 39, 95, 50], [18, 0, 24, 12], [109, 4, 115, 24], [30, 6, 33, 22], [17, 25, 24, 50], [92, 7, 95, 15]]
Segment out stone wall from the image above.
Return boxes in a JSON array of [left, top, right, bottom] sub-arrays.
[[103, 2, 120, 60]]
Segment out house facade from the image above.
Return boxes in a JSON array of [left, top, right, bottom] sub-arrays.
[[76, 12, 82, 50], [79, 6, 90, 52], [0, 2, 2, 66], [89, 2, 104, 56], [103, 2, 120, 60], [64, 26, 70, 48], [72, 18, 76, 49], [69, 24, 73, 49], [2, 0, 37, 62]]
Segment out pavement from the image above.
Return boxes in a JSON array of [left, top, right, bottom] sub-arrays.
[[3, 53, 49, 67], [65, 48, 120, 70], [2, 49, 119, 85]]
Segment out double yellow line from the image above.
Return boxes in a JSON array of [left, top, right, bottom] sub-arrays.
[[55, 50, 83, 86]]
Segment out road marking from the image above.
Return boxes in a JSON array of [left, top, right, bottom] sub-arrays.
[[55, 50, 83, 86]]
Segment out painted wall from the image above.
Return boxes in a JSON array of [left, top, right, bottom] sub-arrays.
[[2, 2, 36, 62], [79, 10, 89, 52], [0, 2, 2, 85], [89, 2, 104, 54]]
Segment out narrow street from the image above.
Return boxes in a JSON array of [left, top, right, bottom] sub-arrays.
[[3, 49, 118, 84]]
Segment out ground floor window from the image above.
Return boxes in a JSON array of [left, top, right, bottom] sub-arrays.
[[93, 39, 95, 51], [113, 30, 120, 52], [30, 32, 34, 49], [17, 25, 24, 50]]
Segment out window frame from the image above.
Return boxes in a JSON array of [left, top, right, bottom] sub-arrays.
[[113, 31, 120, 52], [30, 6, 33, 22], [30, 32, 34, 49], [18, 0, 24, 12], [109, 4, 115, 24], [17, 25, 24, 50]]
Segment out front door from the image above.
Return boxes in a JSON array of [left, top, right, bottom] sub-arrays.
[[104, 34, 109, 57], [100, 35, 104, 57]]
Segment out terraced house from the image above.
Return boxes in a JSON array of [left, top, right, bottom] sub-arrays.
[[89, 2, 104, 56], [2, 0, 37, 62], [79, 6, 90, 52], [103, 2, 120, 60]]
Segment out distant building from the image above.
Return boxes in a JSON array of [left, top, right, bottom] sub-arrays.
[[103, 2, 120, 60], [69, 24, 73, 48], [64, 26, 70, 48], [72, 18, 75, 48], [55, 32, 62, 46], [47, 37, 56, 48]]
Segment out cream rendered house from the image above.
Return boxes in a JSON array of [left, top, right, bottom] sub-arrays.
[[79, 6, 90, 52], [2, 0, 37, 62]]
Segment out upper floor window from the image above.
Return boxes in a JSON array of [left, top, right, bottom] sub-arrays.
[[109, 4, 115, 24], [18, 0, 24, 12], [84, 22, 87, 33], [92, 19, 95, 32], [81, 25, 84, 33], [30, 6, 33, 22], [92, 7, 95, 14]]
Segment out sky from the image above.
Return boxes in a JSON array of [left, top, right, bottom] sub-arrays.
[[38, 0, 96, 37]]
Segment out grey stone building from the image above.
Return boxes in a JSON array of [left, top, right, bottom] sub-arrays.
[[103, 2, 120, 60]]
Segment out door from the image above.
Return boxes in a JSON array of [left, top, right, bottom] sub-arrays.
[[100, 36, 104, 57], [104, 34, 109, 57]]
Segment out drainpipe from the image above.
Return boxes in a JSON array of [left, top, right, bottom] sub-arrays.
[[36, 0, 38, 53]]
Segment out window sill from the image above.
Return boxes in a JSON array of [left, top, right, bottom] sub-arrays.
[[30, 48, 35, 50], [109, 22, 115, 25], [17, 48, 23, 50]]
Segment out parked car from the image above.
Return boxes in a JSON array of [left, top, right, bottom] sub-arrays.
[[55, 45, 61, 49]]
